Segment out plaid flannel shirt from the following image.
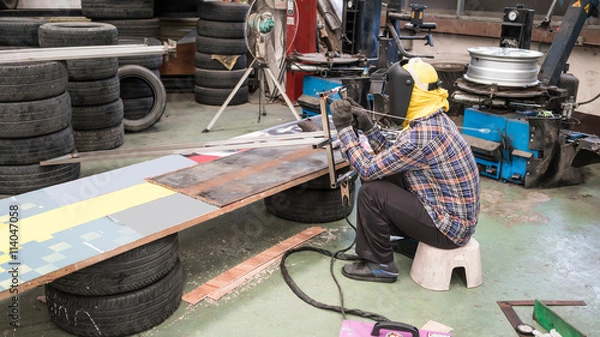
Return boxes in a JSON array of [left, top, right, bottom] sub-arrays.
[[337, 110, 480, 246]]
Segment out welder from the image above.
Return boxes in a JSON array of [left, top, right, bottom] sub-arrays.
[[330, 58, 481, 283]]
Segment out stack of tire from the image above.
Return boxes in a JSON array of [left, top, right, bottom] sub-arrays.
[[194, 0, 249, 106], [46, 234, 183, 337], [38, 22, 125, 152], [0, 61, 81, 195], [81, 0, 166, 132], [81, 0, 160, 41], [0, 17, 46, 48], [264, 168, 357, 223]]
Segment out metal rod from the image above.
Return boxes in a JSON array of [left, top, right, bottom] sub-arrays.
[[264, 66, 302, 121], [456, 0, 465, 16], [366, 109, 491, 134], [386, 22, 434, 59], [203, 59, 256, 132], [0, 42, 176, 64], [319, 93, 338, 188], [258, 66, 266, 120], [41, 132, 328, 166]]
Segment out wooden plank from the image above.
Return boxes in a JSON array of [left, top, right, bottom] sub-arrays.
[[182, 226, 326, 305], [150, 147, 344, 207]]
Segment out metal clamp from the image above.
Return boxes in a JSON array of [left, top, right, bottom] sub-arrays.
[[316, 86, 359, 207]]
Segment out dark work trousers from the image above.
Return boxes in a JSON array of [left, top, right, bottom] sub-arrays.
[[354, 174, 459, 264]]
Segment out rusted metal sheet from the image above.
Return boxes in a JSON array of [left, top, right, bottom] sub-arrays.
[[149, 147, 345, 207], [159, 41, 195, 75]]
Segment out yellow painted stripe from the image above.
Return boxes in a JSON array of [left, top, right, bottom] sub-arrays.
[[0, 183, 175, 256]]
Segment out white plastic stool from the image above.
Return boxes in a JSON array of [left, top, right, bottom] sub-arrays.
[[409, 237, 482, 291]]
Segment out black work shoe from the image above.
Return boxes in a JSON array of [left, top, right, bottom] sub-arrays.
[[341, 260, 398, 283], [391, 237, 418, 259]]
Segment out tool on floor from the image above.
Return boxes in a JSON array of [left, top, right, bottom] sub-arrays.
[[533, 299, 587, 337], [497, 300, 587, 337], [516, 323, 563, 337], [339, 320, 452, 337]]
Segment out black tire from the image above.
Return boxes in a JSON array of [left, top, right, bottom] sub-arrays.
[[0, 92, 71, 138], [0, 17, 47, 46], [0, 126, 75, 166], [119, 65, 166, 132], [196, 18, 245, 38], [0, 61, 68, 102], [118, 37, 163, 69], [195, 52, 247, 70], [195, 35, 247, 55], [0, 0, 18, 9], [71, 99, 124, 131], [68, 75, 121, 106], [123, 96, 154, 120], [46, 259, 183, 337], [65, 58, 119, 81], [81, 0, 154, 19], [50, 234, 179, 296], [194, 68, 247, 89], [95, 18, 161, 39], [120, 77, 153, 99], [38, 22, 118, 48], [264, 181, 356, 223], [194, 85, 248, 106], [74, 123, 124, 152], [0, 163, 80, 195], [198, 1, 249, 22]]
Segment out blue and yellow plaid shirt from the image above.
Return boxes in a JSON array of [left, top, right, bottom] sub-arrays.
[[337, 110, 480, 246]]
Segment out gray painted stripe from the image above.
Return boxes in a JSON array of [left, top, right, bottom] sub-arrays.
[[108, 193, 218, 236]]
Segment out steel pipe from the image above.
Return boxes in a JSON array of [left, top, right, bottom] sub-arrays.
[[0, 40, 176, 64]]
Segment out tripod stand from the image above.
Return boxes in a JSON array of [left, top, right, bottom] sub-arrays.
[[202, 56, 301, 133]]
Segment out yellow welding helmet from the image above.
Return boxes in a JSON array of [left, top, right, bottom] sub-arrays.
[[402, 58, 440, 91], [401, 58, 449, 128]]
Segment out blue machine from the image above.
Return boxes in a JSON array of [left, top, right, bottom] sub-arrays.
[[462, 108, 541, 186], [298, 76, 342, 117]]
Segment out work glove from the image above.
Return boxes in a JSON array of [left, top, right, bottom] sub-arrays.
[[350, 105, 374, 132], [344, 98, 374, 132], [330, 99, 354, 131]]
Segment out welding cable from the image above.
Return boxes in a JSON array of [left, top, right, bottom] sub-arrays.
[[576, 91, 600, 106], [279, 217, 391, 322]]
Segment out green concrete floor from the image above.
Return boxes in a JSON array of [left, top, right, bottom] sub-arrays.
[[2, 92, 599, 337]]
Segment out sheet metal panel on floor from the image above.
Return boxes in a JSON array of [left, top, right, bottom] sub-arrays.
[[0, 119, 340, 301]]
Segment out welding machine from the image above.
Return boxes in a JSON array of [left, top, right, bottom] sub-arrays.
[[340, 320, 451, 337]]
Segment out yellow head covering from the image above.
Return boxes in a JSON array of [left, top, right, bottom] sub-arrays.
[[402, 59, 449, 128]]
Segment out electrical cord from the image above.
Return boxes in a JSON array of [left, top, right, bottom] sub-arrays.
[[279, 217, 391, 322], [577, 91, 600, 106]]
